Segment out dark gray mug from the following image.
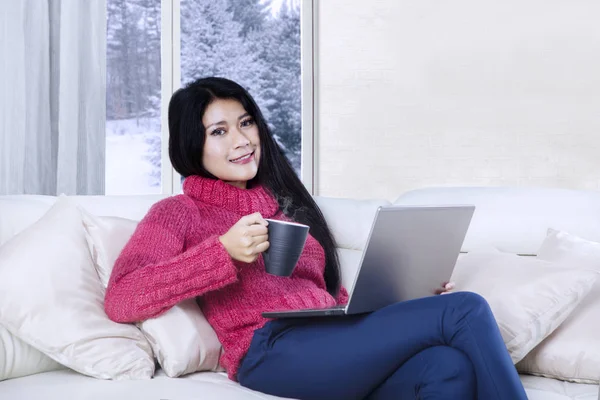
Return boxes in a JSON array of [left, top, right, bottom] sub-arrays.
[[263, 219, 310, 276]]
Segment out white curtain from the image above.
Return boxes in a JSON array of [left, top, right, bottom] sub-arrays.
[[0, 0, 106, 195]]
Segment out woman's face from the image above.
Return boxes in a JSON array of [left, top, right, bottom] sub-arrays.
[[201, 98, 261, 189]]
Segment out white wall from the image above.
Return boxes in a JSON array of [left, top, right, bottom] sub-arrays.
[[315, 0, 600, 201]]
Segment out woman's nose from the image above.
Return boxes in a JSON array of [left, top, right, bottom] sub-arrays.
[[231, 127, 250, 147]]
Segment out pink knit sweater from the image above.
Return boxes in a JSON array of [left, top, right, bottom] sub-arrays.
[[104, 175, 348, 380]]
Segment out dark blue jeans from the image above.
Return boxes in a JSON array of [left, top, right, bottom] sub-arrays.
[[237, 292, 528, 400]]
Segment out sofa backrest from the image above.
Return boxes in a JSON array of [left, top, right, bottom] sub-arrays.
[[0, 194, 391, 292], [6, 187, 600, 287], [0, 195, 168, 246], [394, 186, 600, 255], [313, 196, 392, 290]]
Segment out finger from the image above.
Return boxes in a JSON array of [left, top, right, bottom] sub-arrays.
[[242, 212, 267, 227], [241, 254, 258, 264], [434, 283, 447, 294], [239, 236, 253, 248], [255, 241, 270, 253], [252, 234, 269, 245], [247, 224, 269, 236], [445, 282, 456, 290]]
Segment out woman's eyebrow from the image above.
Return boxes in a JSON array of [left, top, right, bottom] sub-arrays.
[[206, 113, 250, 129]]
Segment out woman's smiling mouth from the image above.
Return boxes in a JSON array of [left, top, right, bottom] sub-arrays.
[[230, 151, 255, 164]]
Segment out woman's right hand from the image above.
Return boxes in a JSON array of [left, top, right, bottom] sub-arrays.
[[219, 212, 270, 263]]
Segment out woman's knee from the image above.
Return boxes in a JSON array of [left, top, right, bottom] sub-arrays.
[[424, 346, 474, 379], [419, 346, 476, 397], [449, 291, 492, 315]]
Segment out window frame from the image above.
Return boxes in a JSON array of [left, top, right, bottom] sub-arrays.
[[159, 0, 315, 195]]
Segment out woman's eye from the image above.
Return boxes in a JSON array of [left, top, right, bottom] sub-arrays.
[[211, 128, 225, 136], [241, 118, 254, 127]]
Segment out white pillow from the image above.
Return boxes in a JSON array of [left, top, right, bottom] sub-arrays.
[[0, 325, 64, 381], [0, 199, 65, 382], [0, 197, 52, 246], [81, 210, 223, 377], [83, 215, 139, 289], [0, 196, 155, 380], [517, 229, 600, 383], [451, 248, 597, 364], [336, 248, 362, 292]]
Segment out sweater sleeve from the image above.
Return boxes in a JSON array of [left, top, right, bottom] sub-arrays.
[[336, 285, 350, 306], [104, 196, 238, 323]]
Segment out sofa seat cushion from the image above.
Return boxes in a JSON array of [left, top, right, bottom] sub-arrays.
[[0, 370, 596, 400], [520, 375, 599, 400], [0, 369, 290, 400]]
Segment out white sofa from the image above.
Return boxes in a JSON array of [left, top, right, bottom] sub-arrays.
[[1, 186, 599, 400]]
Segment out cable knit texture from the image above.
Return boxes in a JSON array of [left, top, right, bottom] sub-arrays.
[[104, 175, 349, 380]]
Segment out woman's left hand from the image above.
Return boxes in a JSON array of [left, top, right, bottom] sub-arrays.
[[434, 281, 455, 295]]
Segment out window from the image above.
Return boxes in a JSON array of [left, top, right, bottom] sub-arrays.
[[180, 0, 302, 178], [106, 0, 162, 195], [106, 0, 307, 195]]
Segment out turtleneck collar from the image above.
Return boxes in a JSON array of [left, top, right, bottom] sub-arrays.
[[182, 175, 280, 218]]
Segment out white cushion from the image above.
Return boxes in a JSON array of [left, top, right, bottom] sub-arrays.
[[81, 210, 223, 377], [336, 248, 363, 292], [0, 325, 64, 381], [451, 248, 597, 363], [517, 229, 600, 383], [314, 197, 392, 250], [0, 195, 168, 247], [83, 215, 139, 288], [69, 194, 168, 220], [0, 198, 61, 381], [0, 196, 54, 246], [0, 196, 154, 380], [394, 186, 600, 255]]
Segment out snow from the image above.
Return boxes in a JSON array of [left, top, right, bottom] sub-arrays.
[[104, 0, 303, 196], [105, 117, 161, 195]]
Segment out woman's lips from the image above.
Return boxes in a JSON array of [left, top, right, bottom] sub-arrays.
[[230, 151, 255, 164]]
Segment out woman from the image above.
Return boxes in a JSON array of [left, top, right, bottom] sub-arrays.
[[104, 77, 528, 400]]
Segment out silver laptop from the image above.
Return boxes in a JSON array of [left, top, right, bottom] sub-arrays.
[[262, 204, 475, 319]]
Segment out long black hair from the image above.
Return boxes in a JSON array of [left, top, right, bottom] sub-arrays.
[[168, 77, 341, 296]]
